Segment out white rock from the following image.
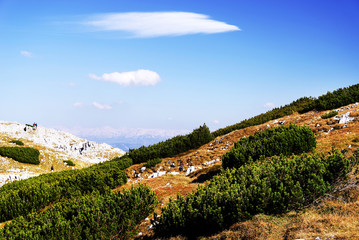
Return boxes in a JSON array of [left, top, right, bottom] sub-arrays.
[[339, 112, 354, 124], [0, 121, 125, 164], [203, 160, 215, 166], [186, 166, 197, 175]]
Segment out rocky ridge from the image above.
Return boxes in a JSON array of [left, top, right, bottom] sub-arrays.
[[0, 121, 125, 187]]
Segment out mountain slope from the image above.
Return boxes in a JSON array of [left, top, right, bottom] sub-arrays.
[[0, 121, 125, 187], [127, 102, 359, 239]]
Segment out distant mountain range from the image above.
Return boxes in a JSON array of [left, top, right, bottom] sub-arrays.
[[85, 136, 171, 152], [53, 126, 190, 152]]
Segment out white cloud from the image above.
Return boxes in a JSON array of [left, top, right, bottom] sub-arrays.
[[20, 51, 33, 58], [213, 120, 220, 124], [264, 102, 276, 109], [83, 12, 240, 38], [92, 102, 112, 110], [73, 102, 84, 107], [68, 83, 77, 87], [89, 69, 161, 87]]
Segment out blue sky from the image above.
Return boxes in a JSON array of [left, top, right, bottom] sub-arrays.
[[0, 0, 358, 140]]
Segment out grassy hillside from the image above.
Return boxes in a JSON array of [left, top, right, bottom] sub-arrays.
[[1, 84, 359, 239], [127, 102, 359, 239]]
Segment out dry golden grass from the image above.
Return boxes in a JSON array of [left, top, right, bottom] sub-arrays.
[[2, 103, 359, 238], [132, 103, 359, 239]]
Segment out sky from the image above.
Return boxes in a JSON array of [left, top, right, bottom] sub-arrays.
[[0, 0, 358, 142]]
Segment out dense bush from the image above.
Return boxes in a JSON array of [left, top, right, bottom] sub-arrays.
[[222, 124, 316, 169], [212, 97, 314, 137], [129, 124, 213, 164], [0, 147, 40, 164], [0, 156, 132, 222], [300, 83, 359, 112], [213, 84, 359, 138], [321, 110, 338, 119], [0, 184, 157, 240], [10, 140, 24, 146], [145, 158, 162, 168], [155, 149, 353, 237], [63, 160, 75, 166]]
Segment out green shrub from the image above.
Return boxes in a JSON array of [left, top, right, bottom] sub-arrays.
[[212, 97, 314, 138], [63, 160, 75, 166], [213, 83, 359, 138], [321, 110, 338, 119], [0, 155, 132, 222], [308, 83, 359, 112], [0, 147, 39, 164], [222, 124, 316, 169], [0, 185, 157, 240], [10, 140, 24, 146], [129, 124, 213, 164], [155, 149, 353, 237], [145, 158, 162, 168]]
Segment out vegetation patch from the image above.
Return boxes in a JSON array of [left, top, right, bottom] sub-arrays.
[[302, 83, 359, 112], [0, 147, 39, 164], [63, 160, 75, 166], [213, 83, 359, 137], [321, 111, 338, 119], [129, 124, 213, 164], [212, 97, 314, 137], [222, 124, 316, 169], [145, 158, 162, 168], [0, 185, 157, 240], [155, 149, 354, 237], [0, 156, 132, 222], [9, 140, 24, 146]]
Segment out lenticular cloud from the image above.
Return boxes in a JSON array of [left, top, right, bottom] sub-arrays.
[[83, 12, 240, 37], [89, 69, 161, 87]]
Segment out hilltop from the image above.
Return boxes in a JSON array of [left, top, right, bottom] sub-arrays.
[[0, 84, 358, 239], [126, 102, 359, 239], [0, 121, 125, 187]]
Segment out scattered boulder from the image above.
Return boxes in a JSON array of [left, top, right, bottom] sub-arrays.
[[338, 112, 354, 124]]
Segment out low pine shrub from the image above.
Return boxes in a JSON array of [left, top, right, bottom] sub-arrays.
[[0, 147, 39, 164], [321, 110, 338, 119], [0, 155, 132, 222], [129, 124, 213, 164], [0, 184, 157, 240], [145, 158, 162, 168], [222, 124, 316, 169], [213, 83, 359, 137], [155, 149, 353, 237], [10, 140, 24, 146], [63, 160, 75, 166]]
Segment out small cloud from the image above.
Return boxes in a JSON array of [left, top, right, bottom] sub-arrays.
[[20, 51, 33, 58], [89, 69, 161, 87], [82, 12, 240, 38], [68, 83, 77, 87], [264, 102, 276, 109], [213, 120, 220, 124], [73, 102, 84, 107], [92, 102, 112, 110], [168, 117, 173, 121]]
